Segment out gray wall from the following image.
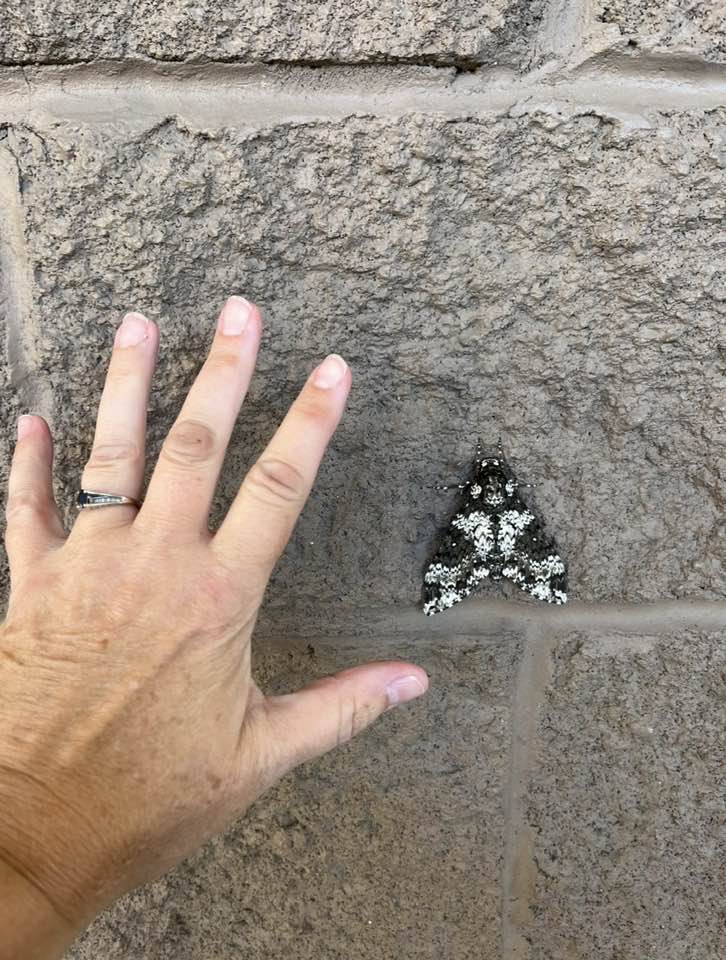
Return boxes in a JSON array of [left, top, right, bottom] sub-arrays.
[[1, 1, 724, 957]]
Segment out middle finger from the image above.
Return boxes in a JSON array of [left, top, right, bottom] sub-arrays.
[[135, 296, 261, 540]]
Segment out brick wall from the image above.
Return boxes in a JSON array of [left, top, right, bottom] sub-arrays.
[[1, 2, 724, 957]]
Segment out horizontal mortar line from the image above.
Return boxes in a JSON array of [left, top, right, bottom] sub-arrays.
[[2, 58, 726, 129], [0, 54, 486, 71], [1, 47, 725, 79], [255, 598, 726, 642]]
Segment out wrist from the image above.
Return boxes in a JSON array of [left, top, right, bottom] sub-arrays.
[[0, 759, 106, 950], [0, 856, 82, 960]]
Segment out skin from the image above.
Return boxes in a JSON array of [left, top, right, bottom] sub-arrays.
[[0, 296, 428, 960]]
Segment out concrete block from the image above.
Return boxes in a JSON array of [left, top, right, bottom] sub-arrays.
[[65, 631, 521, 959], [0, 0, 544, 68], [522, 629, 726, 959], [595, 1, 726, 61], [1, 111, 725, 616]]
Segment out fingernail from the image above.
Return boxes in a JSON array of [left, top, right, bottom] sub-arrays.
[[312, 354, 348, 389], [219, 296, 252, 336], [17, 414, 34, 440], [116, 312, 149, 348], [386, 674, 427, 707]]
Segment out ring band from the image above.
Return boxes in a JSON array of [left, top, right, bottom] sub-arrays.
[[76, 489, 143, 510]]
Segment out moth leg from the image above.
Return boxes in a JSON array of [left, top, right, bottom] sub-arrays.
[[500, 443, 533, 488], [515, 470, 534, 489], [433, 479, 471, 492], [495, 438, 532, 487]]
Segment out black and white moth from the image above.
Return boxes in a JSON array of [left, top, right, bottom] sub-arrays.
[[422, 440, 568, 615]]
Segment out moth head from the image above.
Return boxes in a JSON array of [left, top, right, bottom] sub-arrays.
[[474, 458, 515, 507]]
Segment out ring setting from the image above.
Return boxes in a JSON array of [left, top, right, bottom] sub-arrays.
[[76, 489, 142, 510]]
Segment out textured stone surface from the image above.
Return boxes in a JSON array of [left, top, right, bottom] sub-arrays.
[[596, 0, 726, 61], [0, 6, 724, 956], [0, 382, 16, 618], [0, 0, 544, 68], [524, 629, 726, 959], [64, 631, 520, 959], [2, 111, 725, 615]]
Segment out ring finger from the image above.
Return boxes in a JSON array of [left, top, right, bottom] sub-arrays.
[[71, 311, 159, 534]]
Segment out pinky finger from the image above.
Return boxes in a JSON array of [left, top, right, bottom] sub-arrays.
[[4, 415, 65, 582]]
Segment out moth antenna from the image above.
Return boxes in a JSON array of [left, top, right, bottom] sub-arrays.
[[476, 436, 483, 463], [497, 435, 505, 459]]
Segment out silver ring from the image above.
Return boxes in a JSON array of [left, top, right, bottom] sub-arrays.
[[76, 489, 143, 510]]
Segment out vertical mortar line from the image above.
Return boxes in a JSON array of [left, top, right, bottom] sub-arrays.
[[0, 131, 53, 420], [500, 622, 559, 960], [532, 0, 601, 70]]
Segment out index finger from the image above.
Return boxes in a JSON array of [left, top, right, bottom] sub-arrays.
[[211, 353, 351, 585]]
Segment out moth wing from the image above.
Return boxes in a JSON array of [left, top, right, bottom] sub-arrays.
[[497, 497, 568, 604], [422, 507, 497, 616]]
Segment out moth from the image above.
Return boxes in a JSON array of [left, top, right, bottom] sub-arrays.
[[422, 440, 568, 615]]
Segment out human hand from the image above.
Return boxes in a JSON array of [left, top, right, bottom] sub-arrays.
[[0, 297, 428, 959]]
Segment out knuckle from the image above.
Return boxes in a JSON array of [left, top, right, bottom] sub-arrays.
[[5, 487, 47, 523], [205, 349, 241, 374], [106, 357, 137, 381], [245, 458, 307, 507], [161, 418, 218, 468], [337, 695, 374, 746], [294, 393, 332, 423], [210, 541, 268, 598], [87, 440, 141, 471], [195, 560, 241, 611]]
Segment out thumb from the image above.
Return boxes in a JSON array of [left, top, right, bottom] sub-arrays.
[[259, 660, 429, 776]]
